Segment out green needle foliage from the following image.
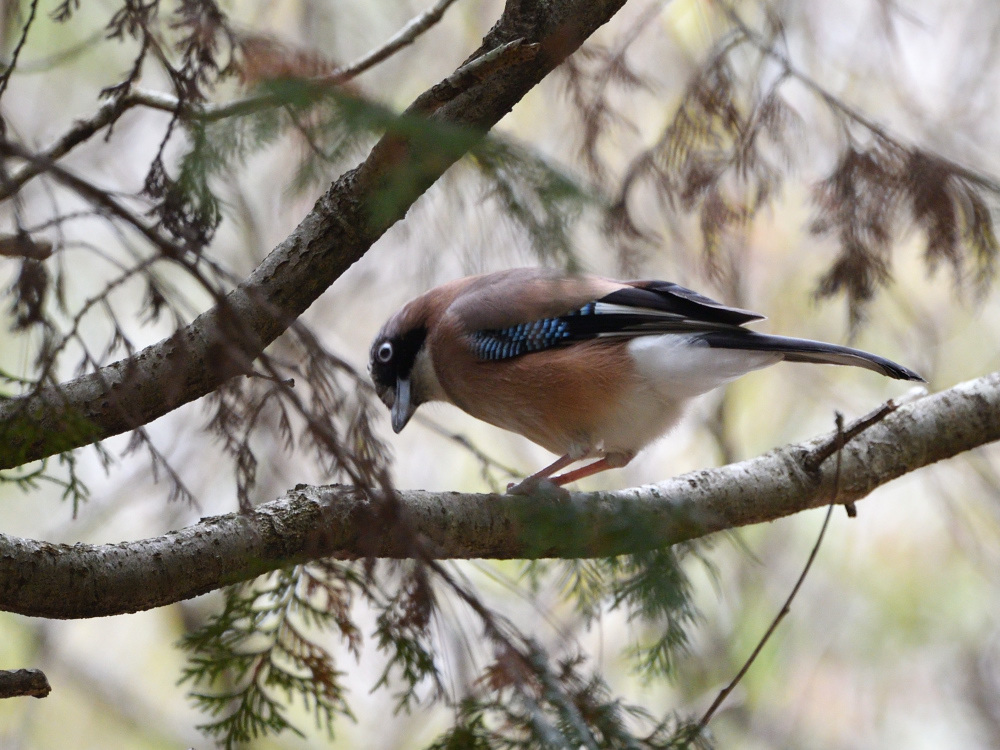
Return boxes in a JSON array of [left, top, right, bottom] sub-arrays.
[[180, 544, 714, 749], [180, 562, 361, 747]]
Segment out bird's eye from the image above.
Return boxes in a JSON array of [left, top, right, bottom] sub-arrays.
[[376, 342, 394, 363]]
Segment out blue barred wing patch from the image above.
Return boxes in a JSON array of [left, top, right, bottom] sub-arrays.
[[472, 303, 596, 360]]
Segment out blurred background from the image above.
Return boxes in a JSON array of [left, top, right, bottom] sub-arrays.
[[0, 0, 999, 747]]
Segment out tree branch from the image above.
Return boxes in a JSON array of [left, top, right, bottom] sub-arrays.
[[2, 372, 997, 620], [0, 95, 134, 202], [0, 0, 629, 470], [0, 669, 50, 699]]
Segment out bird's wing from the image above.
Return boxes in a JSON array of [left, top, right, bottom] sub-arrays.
[[598, 280, 764, 327], [466, 277, 764, 361]]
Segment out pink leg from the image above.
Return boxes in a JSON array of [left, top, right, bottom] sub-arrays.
[[551, 451, 635, 486], [506, 454, 574, 495]]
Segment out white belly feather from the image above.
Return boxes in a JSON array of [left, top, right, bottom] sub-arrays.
[[593, 335, 781, 455], [628, 334, 781, 398]]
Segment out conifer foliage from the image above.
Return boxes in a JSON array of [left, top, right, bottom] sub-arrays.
[[0, 1, 998, 747]]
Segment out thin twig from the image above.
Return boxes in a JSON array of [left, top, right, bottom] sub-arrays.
[[319, 0, 462, 84], [0, 96, 133, 201], [0, 139, 241, 307], [0, 0, 40, 101], [0, 140, 184, 258], [0, 0, 465, 201], [690, 411, 846, 740], [803, 398, 900, 473], [132, 0, 467, 123]]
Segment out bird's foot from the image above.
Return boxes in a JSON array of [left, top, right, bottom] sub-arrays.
[[506, 477, 571, 500]]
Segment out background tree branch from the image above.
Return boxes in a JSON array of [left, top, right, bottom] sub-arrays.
[[0, 0, 627, 471], [3, 371, 996, 620], [0, 669, 50, 700]]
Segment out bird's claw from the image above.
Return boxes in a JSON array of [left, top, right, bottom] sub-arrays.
[[506, 477, 571, 500]]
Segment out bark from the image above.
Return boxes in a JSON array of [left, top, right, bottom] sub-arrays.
[[2, 371, 997, 620], [0, 669, 50, 699], [0, 0, 628, 470]]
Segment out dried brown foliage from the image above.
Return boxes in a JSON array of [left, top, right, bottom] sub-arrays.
[[599, 40, 802, 279], [235, 33, 341, 89], [553, 5, 1000, 323]]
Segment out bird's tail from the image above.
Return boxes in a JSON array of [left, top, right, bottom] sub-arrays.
[[698, 331, 925, 382]]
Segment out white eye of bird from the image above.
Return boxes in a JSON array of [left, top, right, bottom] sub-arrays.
[[376, 341, 393, 363]]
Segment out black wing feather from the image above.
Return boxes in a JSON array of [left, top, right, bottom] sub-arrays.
[[606, 281, 764, 326], [470, 281, 761, 360], [697, 331, 924, 381]]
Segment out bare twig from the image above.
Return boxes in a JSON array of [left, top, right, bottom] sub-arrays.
[[0, 95, 134, 202], [690, 412, 846, 740], [0, 140, 183, 256], [320, 0, 463, 84], [0, 0, 40, 101], [803, 399, 901, 472], [127, 0, 468, 123], [0, 0, 465, 202], [0, 668, 50, 699], [0, 139, 240, 304]]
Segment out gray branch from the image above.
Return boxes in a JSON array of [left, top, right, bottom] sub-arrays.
[[2, 371, 997, 620], [0, 0, 629, 470]]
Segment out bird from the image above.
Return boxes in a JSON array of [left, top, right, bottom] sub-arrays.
[[369, 267, 924, 494]]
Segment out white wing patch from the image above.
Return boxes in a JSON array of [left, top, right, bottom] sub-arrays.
[[587, 302, 691, 338], [591, 301, 686, 318]]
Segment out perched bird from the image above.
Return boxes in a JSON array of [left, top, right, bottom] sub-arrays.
[[369, 267, 923, 493]]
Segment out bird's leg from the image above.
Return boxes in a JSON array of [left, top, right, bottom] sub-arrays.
[[506, 454, 575, 496], [550, 451, 635, 486]]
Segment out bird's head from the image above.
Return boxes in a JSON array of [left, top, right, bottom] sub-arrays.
[[369, 311, 430, 433], [370, 276, 469, 434]]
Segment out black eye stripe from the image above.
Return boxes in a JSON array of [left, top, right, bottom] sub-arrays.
[[369, 327, 427, 390]]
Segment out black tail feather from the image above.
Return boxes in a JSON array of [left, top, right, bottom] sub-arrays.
[[698, 331, 925, 382]]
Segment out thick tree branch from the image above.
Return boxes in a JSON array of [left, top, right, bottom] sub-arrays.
[[0, 0, 628, 470], [2, 372, 997, 620]]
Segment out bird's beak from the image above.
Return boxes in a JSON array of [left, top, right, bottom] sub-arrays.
[[390, 376, 415, 433]]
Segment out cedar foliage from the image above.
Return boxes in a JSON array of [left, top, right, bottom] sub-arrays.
[[0, 1, 997, 747]]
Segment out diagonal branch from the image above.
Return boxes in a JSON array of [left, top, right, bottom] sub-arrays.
[[0, 95, 134, 202], [2, 371, 997, 620], [0, 0, 630, 471]]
